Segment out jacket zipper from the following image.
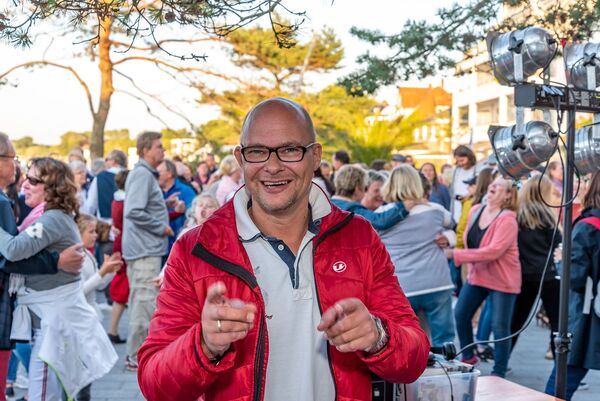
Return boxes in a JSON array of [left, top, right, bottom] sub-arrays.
[[191, 211, 353, 401], [312, 212, 354, 401], [191, 243, 265, 401]]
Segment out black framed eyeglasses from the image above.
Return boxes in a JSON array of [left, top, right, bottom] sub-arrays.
[[240, 142, 317, 163], [0, 155, 19, 163], [25, 175, 44, 186]]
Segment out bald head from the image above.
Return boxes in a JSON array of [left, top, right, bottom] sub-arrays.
[[240, 97, 316, 145]]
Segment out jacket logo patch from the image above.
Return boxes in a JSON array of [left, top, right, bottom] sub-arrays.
[[25, 223, 44, 239], [332, 261, 346, 273]]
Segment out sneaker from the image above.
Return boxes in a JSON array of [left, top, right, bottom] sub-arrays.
[[461, 355, 479, 366], [108, 333, 126, 344], [578, 382, 589, 391], [14, 370, 28, 389], [5, 385, 14, 397], [490, 367, 512, 378], [125, 355, 138, 371], [476, 345, 495, 362]]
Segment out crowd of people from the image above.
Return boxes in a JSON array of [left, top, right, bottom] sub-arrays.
[[0, 96, 598, 401]]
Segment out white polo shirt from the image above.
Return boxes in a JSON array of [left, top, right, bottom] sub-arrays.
[[234, 185, 336, 401]]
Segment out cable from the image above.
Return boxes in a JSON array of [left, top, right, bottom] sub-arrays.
[[455, 211, 562, 359], [455, 78, 572, 360], [435, 359, 455, 401]]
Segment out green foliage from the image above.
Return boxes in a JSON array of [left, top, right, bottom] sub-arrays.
[[104, 129, 134, 153], [196, 24, 424, 164], [225, 25, 343, 90], [12, 129, 135, 160], [342, 0, 600, 94], [1, 1, 305, 56]]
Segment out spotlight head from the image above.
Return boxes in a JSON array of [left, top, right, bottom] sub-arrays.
[[574, 125, 600, 174], [489, 121, 558, 179], [564, 42, 600, 89], [487, 27, 557, 85]]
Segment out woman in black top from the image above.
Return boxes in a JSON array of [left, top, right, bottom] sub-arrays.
[[510, 176, 561, 357]]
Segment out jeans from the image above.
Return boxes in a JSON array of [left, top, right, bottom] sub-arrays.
[[454, 283, 517, 377], [545, 363, 588, 401], [7, 342, 32, 382], [476, 298, 492, 344], [448, 260, 463, 295], [408, 289, 456, 347]]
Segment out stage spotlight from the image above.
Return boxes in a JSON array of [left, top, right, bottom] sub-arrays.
[[487, 27, 557, 85], [489, 121, 558, 179], [574, 125, 600, 174], [564, 42, 600, 89]]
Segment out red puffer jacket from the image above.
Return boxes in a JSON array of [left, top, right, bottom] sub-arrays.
[[138, 201, 429, 401]]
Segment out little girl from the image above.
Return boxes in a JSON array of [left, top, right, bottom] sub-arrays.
[[78, 214, 122, 318], [76, 214, 122, 401]]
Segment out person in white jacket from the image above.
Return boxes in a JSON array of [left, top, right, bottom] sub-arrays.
[[77, 214, 122, 317], [76, 214, 122, 401]]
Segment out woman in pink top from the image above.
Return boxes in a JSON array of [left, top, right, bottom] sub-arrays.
[[445, 176, 520, 377]]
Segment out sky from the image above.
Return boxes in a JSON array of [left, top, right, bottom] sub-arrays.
[[0, 0, 447, 145]]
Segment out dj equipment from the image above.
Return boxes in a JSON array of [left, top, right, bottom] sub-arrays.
[[372, 353, 479, 401]]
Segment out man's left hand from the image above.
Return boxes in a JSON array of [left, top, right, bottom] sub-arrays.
[[317, 298, 379, 353]]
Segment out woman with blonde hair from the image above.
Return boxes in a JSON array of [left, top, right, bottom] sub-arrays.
[[331, 164, 409, 230], [183, 193, 220, 231], [510, 176, 561, 359], [215, 155, 242, 205], [447, 175, 520, 377], [0, 157, 116, 401], [378, 165, 456, 347]]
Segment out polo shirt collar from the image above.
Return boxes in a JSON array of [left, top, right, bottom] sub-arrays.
[[235, 183, 332, 242]]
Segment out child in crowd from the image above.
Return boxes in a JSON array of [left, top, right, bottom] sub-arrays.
[[76, 213, 122, 401], [108, 170, 129, 344]]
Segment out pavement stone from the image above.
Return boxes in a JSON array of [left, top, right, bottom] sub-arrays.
[[7, 296, 599, 401]]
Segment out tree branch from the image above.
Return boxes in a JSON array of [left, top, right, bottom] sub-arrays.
[[0, 61, 95, 115], [114, 89, 170, 127], [113, 68, 196, 129], [113, 55, 251, 87], [110, 37, 221, 52]]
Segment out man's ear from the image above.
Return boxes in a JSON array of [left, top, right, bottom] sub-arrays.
[[312, 143, 322, 171], [234, 146, 243, 167]]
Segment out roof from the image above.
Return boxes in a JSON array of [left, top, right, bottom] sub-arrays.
[[398, 86, 452, 110]]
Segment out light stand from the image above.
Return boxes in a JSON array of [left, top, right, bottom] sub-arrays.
[[513, 82, 600, 399], [487, 26, 600, 398]]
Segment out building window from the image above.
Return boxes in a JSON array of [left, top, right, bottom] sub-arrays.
[[477, 99, 499, 126], [458, 106, 469, 128]]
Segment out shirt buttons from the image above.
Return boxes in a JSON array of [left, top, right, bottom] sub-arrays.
[[277, 244, 285, 251]]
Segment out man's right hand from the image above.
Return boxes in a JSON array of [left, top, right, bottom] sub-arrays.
[[201, 282, 256, 360], [57, 243, 84, 274]]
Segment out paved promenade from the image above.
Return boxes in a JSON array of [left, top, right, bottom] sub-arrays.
[[8, 302, 600, 401]]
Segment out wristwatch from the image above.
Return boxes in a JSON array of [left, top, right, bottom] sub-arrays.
[[366, 314, 389, 354]]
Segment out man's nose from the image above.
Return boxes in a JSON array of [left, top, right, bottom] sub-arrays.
[[263, 151, 284, 171]]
